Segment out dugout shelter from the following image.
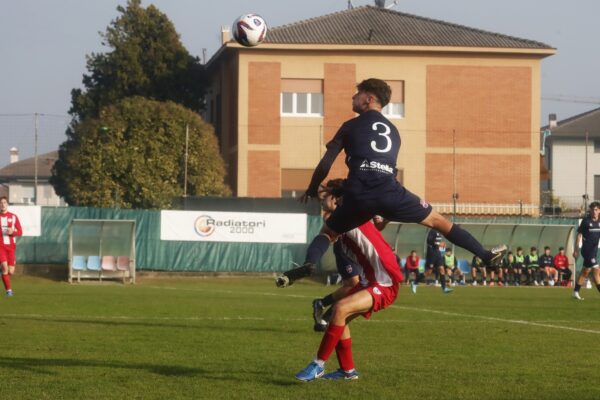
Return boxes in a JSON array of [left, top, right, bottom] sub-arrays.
[[68, 219, 136, 283]]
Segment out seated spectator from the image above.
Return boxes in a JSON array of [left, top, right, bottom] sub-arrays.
[[524, 247, 540, 286], [405, 250, 420, 285], [539, 246, 558, 286], [513, 247, 525, 286], [553, 247, 572, 286], [444, 248, 465, 286], [471, 255, 487, 286], [502, 251, 515, 286]]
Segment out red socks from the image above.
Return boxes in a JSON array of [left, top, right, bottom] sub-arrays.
[[317, 324, 345, 361], [2, 274, 10, 291], [335, 338, 354, 371]]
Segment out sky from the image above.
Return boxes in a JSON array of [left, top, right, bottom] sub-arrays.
[[1, 0, 599, 166]]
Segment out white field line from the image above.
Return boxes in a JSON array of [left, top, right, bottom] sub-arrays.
[[2, 286, 598, 335], [391, 305, 600, 335]]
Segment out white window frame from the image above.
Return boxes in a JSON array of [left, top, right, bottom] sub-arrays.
[[381, 102, 405, 119], [280, 92, 323, 117]]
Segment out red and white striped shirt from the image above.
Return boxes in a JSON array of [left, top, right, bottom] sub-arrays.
[[338, 221, 403, 286], [0, 211, 22, 248]]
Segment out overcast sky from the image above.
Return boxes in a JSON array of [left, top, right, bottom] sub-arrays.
[[1, 0, 599, 165]]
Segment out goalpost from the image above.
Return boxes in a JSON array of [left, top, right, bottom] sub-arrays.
[[68, 219, 136, 284]]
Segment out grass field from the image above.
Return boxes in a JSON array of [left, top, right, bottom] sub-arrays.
[[1, 276, 600, 400]]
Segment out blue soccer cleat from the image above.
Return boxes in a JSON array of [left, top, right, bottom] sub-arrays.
[[295, 361, 324, 382], [322, 368, 359, 380], [442, 287, 454, 294], [6, 289, 13, 297]]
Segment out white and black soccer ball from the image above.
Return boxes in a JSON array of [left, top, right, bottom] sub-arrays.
[[232, 14, 267, 47]]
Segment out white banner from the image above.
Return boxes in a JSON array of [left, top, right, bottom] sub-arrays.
[[9, 206, 41, 237], [160, 210, 307, 243]]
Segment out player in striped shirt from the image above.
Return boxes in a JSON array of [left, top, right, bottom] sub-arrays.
[[0, 197, 22, 297], [294, 179, 403, 381]]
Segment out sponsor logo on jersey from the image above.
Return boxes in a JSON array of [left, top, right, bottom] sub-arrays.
[[420, 199, 429, 208], [346, 265, 353, 274], [373, 286, 382, 295], [359, 159, 394, 174]]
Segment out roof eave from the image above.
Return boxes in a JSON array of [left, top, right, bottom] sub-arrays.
[[219, 41, 556, 57]]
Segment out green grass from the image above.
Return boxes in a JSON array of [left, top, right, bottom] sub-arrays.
[[1, 276, 600, 399]]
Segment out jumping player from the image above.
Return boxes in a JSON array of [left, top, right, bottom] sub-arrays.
[[572, 202, 600, 300], [0, 197, 22, 297], [278, 78, 506, 287], [295, 179, 403, 381]]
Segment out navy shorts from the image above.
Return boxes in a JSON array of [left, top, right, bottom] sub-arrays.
[[326, 181, 433, 234], [425, 249, 442, 270], [333, 241, 361, 280], [582, 255, 600, 269]]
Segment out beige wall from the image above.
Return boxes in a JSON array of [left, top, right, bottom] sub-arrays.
[[211, 48, 544, 205]]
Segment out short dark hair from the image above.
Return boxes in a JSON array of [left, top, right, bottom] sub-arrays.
[[516, 247, 523, 251], [559, 247, 564, 251], [590, 201, 600, 209], [0, 196, 7, 202], [356, 78, 391, 107], [531, 246, 537, 251], [544, 246, 550, 251], [319, 178, 345, 198]]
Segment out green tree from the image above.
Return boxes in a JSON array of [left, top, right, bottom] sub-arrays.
[[69, 0, 204, 121], [51, 97, 231, 208]]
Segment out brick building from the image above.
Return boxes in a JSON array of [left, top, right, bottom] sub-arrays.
[[204, 5, 555, 215]]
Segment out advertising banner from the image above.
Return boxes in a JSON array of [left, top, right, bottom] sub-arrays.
[[161, 210, 307, 243]]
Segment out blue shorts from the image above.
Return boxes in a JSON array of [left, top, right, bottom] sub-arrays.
[[326, 181, 433, 234]]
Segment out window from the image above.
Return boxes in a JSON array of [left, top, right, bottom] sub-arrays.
[[381, 80, 405, 119], [594, 139, 600, 153], [281, 79, 323, 116]]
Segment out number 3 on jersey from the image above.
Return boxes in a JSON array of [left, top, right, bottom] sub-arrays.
[[371, 122, 392, 153]]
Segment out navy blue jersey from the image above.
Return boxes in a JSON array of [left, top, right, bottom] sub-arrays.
[[539, 254, 554, 267], [426, 229, 442, 249], [306, 110, 400, 196], [578, 216, 600, 257]]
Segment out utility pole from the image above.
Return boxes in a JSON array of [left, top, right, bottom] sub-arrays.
[[183, 123, 189, 197], [452, 129, 458, 221], [584, 131, 590, 210]]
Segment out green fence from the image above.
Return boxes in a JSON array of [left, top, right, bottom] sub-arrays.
[[17, 207, 582, 273]]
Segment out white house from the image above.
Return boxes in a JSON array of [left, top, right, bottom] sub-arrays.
[[0, 149, 64, 206], [546, 107, 600, 210]]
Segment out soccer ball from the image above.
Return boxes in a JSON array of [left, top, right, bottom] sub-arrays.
[[232, 14, 267, 47]]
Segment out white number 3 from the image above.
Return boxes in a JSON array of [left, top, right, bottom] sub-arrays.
[[371, 122, 392, 153]]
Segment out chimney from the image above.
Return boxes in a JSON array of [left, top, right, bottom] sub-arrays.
[[548, 113, 557, 129], [9, 147, 18, 163], [221, 25, 231, 45]]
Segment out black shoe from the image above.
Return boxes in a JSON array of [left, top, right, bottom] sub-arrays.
[[312, 299, 325, 325], [487, 244, 507, 267]]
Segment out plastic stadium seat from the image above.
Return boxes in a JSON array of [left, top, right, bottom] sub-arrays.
[[71, 255, 87, 283], [87, 255, 101, 271], [72, 255, 86, 270], [116, 256, 129, 271], [116, 256, 130, 283], [101, 255, 116, 271], [457, 259, 470, 274]]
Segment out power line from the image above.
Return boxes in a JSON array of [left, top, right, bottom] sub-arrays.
[[542, 95, 600, 105]]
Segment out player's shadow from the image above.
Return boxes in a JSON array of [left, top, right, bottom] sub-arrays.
[[0, 356, 204, 377]]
